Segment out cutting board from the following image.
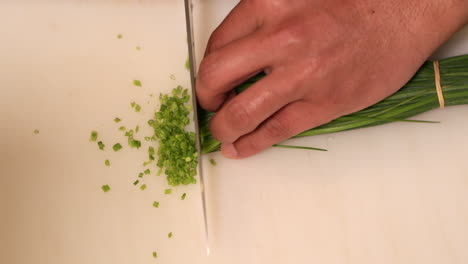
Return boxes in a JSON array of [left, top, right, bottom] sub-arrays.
[[1, 1, 468, 264]]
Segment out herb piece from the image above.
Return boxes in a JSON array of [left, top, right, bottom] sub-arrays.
[[152, 201, 159, 208], [148, 146, 155, 160], [117, 34, 122, 39], [149, 86, 198, 186], [144, 136, 152, 141], [181, 193, 186, 200], [209, 158, 217, 166], [90, 131, 98, 142], [130, 101, 136, 108], [135, 125, 140, 133], [125, 129, 141, 149], [143, 161, 152, 166], [133, 180, 139, 186], [133, 80, 142, 87], [185, 57, 190, 70], [140, 184, 147, 191], [164, 189, 172, 195], [170, 74, 176, 80], [113, 143, 122, 152], [98, 141, 105, 150], [119, 126, 126, 132], [138, 172, 144, 178], [152, 251, 158, 259], [114, 117, 121, 123], [168, 232, 173, 238], [34, 129, 40, 134], [105, 159, 110, 166], [134, 104, 141, 112], [136, 46, 141, 51], [144, 169, 151, 175], [102, 185, 111, 192]]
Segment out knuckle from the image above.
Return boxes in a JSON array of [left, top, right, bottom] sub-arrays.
[[262, 118, 292, 140]]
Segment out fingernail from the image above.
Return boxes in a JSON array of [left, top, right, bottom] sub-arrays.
[[221, 143, 238, 159]]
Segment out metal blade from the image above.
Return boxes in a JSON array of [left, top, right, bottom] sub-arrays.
[[184, 0, 210, 256]]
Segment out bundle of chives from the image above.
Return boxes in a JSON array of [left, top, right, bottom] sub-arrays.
[[199, 54, 468, 154]]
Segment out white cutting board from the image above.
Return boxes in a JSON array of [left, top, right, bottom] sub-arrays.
[[1, 1, 468, 264]]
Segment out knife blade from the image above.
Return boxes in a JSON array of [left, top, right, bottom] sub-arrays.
[[184, 0, 210, 256]]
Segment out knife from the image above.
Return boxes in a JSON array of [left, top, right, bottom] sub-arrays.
[[184, 0, 210, 256]]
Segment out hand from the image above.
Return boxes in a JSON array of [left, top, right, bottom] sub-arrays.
[[196, 0, 468, 159]]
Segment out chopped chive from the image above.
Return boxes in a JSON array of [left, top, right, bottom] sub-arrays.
[[134, 104, 141, 112], [181, 193, 186, 200], [209, 158, 216, 166], [140, 184, 147, 191], [144, 169, 151, 175], [33, 129, 40, 134], [152, 251, 158, 259], [133, 80, 142, 87], [152, 201, 159, 208], [164, 189, 172, 195], [112, 143, 122, 152], [143, 161, 152, 166], [148, 146, 155, 160], [129, 139, 141, 149], [144, 136, 152, 141], [168, 232, 173, 238], [98, 141, 105, 150], [136, 46, 141, 51], [138, 172, 144, 178], [114, 117, 121, 123], [135, 125, 140, 133], [119, 126, 126, 131], [90, 131, 98, 142], [130, 101, 136, 108], [101, 185, 111, 192], [170, 74, 176, 80], [133, 180, 140, 186], [105, 159, 110, 166], [185, 57, 190, 70], [117, 34, 122, 39], [156, 168, 163, 176]]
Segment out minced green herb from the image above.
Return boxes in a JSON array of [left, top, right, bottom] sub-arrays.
[[152, 251, 158, 259], [148, 86, 198, 186], [134, 104, 141, 112], [181, 193, 186, 200], [136, 46, 141, 51], [140, 184, 147, 191], [148, 146, 155, 160], [144, 136, 152, 141], [185, 57, 190, 70], [168, 232, 173, 238], [209, 158, 216, 166], [98, 141, 105, 150], [164, 189, 172, 195], [138, 172, 144, 178], [113, 143, 122, 152], [105, 159, 110, 166], [144, 169, 151, 175], [90, 131, 98, 142], [119, 126, 126, 132], [102, 185, 111, 192], [133, 80, 142, 87], [133, 180, 139, 186], [170, 74, 176, 80], [135, 125, 140, 133], [34, 129, 40, 134], [130, 101, 136, 108], [125, 130, 141, 149], [114, 117, 121, 123], [152, 201, 159, 208], [143, 161, 152, 166], [117, 34, 122, 39]]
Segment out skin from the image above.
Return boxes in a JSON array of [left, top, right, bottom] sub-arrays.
[[196, 0, 468, 159]]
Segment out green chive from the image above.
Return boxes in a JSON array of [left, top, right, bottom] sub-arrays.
[[102, 185, 110, 192], [164, 189, 172, 195], [185, 57, 190, 70], [134, 104, 141, 112], [133, 180, 139, 186], [119, 126, 126, 131], [144, 136, 151, 141], [90, 131, 98, 142], [112, 143, 122, 152], [130, 101, 136, 108], [98, 141, 105, 150], [133, 80, 142, 87], [135, 125, 140, 133], [117, 34, 122, 39], [34, 129, 40, 134], [136, 46, 141, 51], [152, 201, 159, 208], [170, 74, 176, 80], [140, 184, 147, 191], [144, 169, 151, 175], [114, 117, 121, 123], [209, 158, 216, 166], [152, 251, 158, 259], [138, 172, 144, 178], [105, 159, 110, 166], [168, 232, 173, 238], [181, 193, 186, 200]]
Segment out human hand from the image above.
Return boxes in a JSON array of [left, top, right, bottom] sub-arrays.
[[196, 0, 468, 159]]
